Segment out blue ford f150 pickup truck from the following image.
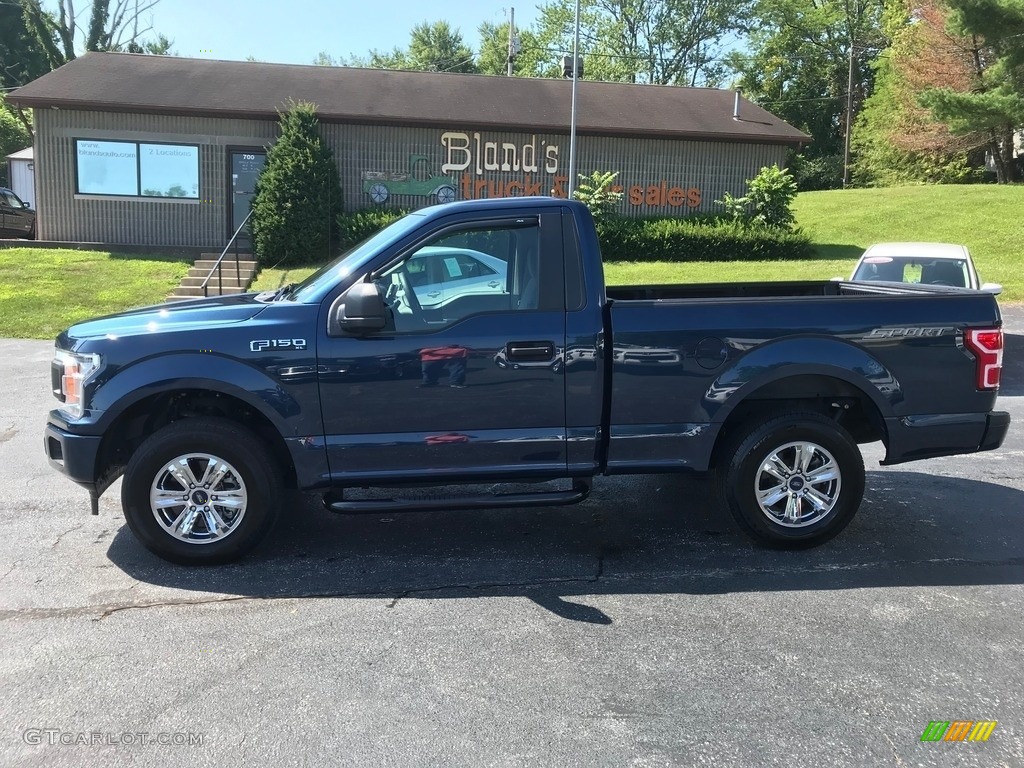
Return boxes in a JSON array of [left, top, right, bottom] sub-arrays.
[[44, 198, 1009, 564]]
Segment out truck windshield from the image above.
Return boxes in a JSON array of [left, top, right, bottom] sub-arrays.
[[288, 212, 427, 302]]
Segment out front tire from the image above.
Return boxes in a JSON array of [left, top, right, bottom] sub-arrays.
[[121, 418, 282, 565], [714, 411, 865, 549]]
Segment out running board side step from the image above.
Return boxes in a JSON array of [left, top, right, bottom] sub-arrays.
[[323, 482, 590, 514]]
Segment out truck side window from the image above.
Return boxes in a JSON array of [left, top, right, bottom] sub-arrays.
[[373, 222, 543, 331]]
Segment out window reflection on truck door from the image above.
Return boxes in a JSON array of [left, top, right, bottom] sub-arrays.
[[319, 212, 567, 483]]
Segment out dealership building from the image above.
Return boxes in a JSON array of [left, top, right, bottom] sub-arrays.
[[9, 53, 808, 249]]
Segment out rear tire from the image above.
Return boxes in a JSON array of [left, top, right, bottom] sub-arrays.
[[121, 418, 282, 565], [713, 411, 864, 549]]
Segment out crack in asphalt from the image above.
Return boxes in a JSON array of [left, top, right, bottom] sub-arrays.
[[0, 552, 1020, 622], [882, 732, 906, 767], [51, 522, 87, 549]]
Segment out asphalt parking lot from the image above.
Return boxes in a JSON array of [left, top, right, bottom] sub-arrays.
[[1, 308, 1022, 767]]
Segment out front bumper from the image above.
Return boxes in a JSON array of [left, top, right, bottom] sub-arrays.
[[882, 410, 1011, 465], [44, 420, 102, 489]]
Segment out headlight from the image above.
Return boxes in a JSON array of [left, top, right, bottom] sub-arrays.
[[52, 349, 102, 419]]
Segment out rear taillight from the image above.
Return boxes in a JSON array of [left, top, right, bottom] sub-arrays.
[[964, 328, 1003, 390]]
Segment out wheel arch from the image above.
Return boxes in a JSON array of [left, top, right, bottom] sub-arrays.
[[95, 388, 298, 493], [709, 368, 891, 470]]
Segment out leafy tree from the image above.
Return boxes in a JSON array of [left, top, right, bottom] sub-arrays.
[[476, 21, 549, 76], [917, 0, 1024, 183], [365, 21, 478, 73], [535, 0, 746, 86], [728, 0, 888, 189], [0, 3, 50, 88], [20, 0, 167, 69], [0, 95, 33, 186], [853, 0, 985, 185], [127, 33, 175, 55], [313, 51, 338, 66], [250, 102, 344, 266]]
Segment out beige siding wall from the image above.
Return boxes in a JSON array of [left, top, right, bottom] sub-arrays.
[[327, 124, 788, 217], [34, 109, 789, 246], [34, 109, 278, 245]]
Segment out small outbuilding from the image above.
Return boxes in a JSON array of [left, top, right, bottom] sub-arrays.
[[5, 146, 35, 209]]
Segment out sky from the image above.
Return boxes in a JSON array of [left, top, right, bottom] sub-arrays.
[[144, 0, 542, 65]]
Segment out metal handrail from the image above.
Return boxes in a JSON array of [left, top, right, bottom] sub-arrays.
[[200, 209, 254, 297]]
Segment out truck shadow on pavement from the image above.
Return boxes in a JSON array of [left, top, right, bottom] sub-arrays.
[[106, 469, 1024, 624]]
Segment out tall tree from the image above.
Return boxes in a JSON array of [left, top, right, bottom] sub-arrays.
[[365, 21, 478, 74], [0, 3, 51, 88], [853, 0, 987, 185], [917, 0, 1024, 183], [0, 94, 33, 185], [20, 0, 166, 69], [476, 21, 550, 77], [535, 0, 745, 86], [728, 0, 887, 189]]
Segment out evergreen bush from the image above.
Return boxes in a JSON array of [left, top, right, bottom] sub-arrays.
[[250, 101, 343, 265]]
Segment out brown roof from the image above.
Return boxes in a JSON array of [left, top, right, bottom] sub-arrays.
[[10, 52, 809, 146]]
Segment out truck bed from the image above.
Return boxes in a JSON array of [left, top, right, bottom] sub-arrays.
[[606, 280, 954, 302]]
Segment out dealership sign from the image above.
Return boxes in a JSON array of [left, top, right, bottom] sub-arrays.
[[437, 130, 701, 209]]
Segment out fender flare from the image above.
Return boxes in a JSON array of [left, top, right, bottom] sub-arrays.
[[707, 336, 901, 426], [86, 353, 305, 436]]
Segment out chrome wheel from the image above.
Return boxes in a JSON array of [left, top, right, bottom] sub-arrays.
[[149, 453, 248, 544], [754, 441, 841, 528]]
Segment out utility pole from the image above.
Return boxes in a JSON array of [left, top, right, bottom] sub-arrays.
[[507, 8, 516, 76], [567, 0, 581, 198], [843, 42, 855, 188]]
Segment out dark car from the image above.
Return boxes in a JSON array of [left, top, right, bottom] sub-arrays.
[[0, 187, 36, 239]]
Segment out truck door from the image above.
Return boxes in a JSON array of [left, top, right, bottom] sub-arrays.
[[317, 212, 567, 484]]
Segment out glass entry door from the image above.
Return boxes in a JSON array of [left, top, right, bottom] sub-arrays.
[[229, 149, 266, 242]]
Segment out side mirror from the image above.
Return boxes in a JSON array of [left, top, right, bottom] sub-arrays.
[[980, 282, 1002, 295], [22, 201, 31, 209], [337, 281, 387, 333]]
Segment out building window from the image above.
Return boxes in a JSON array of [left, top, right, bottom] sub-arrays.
[[75, 139, 200, 198]]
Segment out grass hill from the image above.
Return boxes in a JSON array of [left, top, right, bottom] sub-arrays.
[[793, 185, 1024, 300]]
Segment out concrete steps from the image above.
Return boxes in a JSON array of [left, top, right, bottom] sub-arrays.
[[169, 253, 257, 300]]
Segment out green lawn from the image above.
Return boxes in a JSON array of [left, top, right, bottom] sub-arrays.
[[793, 185, 1024, 300], [255, 185, 1023, 301], [4, 186, 1015, 339], [0, 248, 190, 339], [252, 265, 318, 292]]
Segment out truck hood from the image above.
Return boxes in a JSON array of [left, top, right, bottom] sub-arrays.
[[60, 292, 269, 345]]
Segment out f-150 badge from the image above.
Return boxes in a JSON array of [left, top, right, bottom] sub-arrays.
[[250, 339, 307, 352]]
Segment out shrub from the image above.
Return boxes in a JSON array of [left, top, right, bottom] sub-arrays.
[[745, 164, 798, 229], [713, 164, 800, 231], [572, 170, 624, 220], [789, 153, 844, 191], [335, 210, 812, 265], [337, 208, 407, 250], [250, 101, 344, 266], [596, 216, 812, 262]]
